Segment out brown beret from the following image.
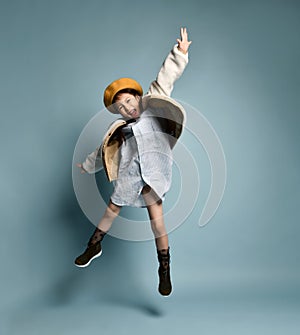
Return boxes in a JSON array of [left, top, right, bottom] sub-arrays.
[[103, 78, 143, 113]]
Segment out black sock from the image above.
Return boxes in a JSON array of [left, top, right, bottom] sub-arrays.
[[88, 227, 106, 246]]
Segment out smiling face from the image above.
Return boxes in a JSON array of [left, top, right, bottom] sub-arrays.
[[114, 92, 141, 119]]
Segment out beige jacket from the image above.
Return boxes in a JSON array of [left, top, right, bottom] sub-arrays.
[[82, 45, 189, 180]]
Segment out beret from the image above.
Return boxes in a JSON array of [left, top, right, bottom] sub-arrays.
[[103, 78, 143, 113]]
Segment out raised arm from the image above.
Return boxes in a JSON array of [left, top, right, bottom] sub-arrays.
[[147, 27, 192, 97]]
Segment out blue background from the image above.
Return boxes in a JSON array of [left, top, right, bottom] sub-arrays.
[[1, 0, 300, 334]]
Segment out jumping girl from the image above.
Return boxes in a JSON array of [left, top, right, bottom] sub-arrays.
[[74, 27, 191, 296]]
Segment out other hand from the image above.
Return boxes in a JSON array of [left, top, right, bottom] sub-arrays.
[[76, 163, 86, 174]]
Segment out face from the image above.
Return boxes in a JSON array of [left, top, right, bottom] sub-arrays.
[[114, 93, 141, 119]]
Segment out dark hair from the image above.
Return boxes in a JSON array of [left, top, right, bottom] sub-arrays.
[[112, 88, 141, 104]]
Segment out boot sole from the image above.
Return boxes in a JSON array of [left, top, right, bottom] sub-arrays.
[[159, 287, 172, 296], [74, 249, 102, 268]]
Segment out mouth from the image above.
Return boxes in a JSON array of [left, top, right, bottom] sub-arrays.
[[129, 109, 138, 118]]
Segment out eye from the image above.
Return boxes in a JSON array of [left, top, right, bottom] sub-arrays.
[[118, 105, 124, 110], [126, 99, 131, 103]]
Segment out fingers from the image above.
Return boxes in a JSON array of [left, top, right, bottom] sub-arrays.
[[76, 163, 86, 173], [177, 27, 192, 54], [180, 27, 189, 42]]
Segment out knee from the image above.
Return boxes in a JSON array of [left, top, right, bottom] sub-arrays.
[[142, 185, 162, 206], [106, 202, 121, 218]]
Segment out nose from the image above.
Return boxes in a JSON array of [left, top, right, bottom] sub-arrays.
[[123, 102, 130, 112]]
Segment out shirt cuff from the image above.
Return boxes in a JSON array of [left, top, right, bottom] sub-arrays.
[[173, 44, 189, 62]]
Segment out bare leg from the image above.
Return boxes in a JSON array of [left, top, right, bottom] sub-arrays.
[[97, 200, 121, 232], [142, 185, 168, 250], [88, 200, 121, 245]]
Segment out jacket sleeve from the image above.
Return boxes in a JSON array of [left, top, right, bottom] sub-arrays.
[[82, 146, 103, 174], [147, 45, 189, 97], [81, 119, 125, 175]]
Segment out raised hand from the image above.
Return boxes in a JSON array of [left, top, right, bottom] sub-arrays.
[[176, 27, 192, 54]]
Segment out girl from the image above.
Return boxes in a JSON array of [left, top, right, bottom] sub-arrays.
[[75, 27, 191, 296]]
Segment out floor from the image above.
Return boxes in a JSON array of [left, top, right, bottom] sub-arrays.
[[3, 280, 300, 335]]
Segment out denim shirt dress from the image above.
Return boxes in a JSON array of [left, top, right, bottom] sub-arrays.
[[110, 108, 173, 207]]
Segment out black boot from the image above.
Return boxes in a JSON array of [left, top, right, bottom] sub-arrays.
[[74, 227, 106, 268], [157, 247, 172, 296]]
